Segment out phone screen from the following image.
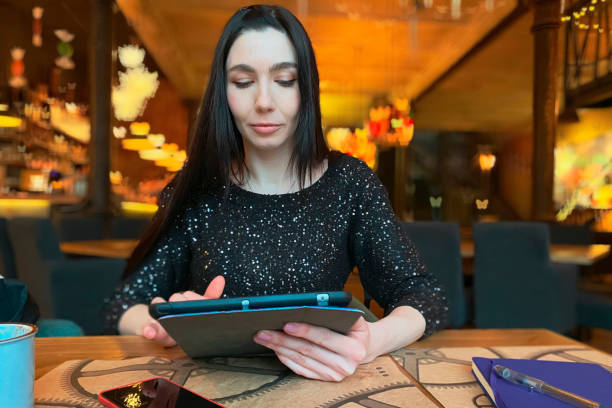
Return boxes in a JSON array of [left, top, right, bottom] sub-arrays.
[[99, 377, 224, 408]]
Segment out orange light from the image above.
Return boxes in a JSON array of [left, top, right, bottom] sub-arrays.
[[397, 123, 414, 146], [109, 170, 123, 185], [155, 158, 184, 172], [147, 133, 165, 147], [155, 150, 186, 170], [161, 143, 179, 153], [122, 138, 154, 151], [121, 201, 157, 215], [154, 157, 178, 167], [0, 115, 22, 128], [129, 121, 150, 136], [479, 153, 496, 171], [393, 98, 409, 112], [138, 149, 170, 160]]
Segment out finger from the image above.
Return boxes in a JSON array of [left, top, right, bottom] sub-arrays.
[[349, 317, 369, 338], [146, 298, 176, 347], [254, 330, 356, 378], [142, 320, 157, 340], [203, 275, 225, 299], [143, 320, 176, 347], [283, 322, 366, 362], [168, 292, 187, 302], [274, 346, 347, 382], [276, 352, 327, 381], [181, 291, 205, 301]]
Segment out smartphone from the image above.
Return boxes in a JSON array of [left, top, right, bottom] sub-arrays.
[[149, 291, 353, 319], [98, 377, 226, 408]]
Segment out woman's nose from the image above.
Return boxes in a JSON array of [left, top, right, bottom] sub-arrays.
[[255, 83, 274, 112]]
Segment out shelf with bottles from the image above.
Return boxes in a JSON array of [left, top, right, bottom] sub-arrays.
[[0, 142, 86, 174], [0, 144, 80, 171], [0, 131, 85, 198], [27, 117, 88, 162], [24, 99, 90, 144], [0, 159, 86, 198], [25, 138, 88, 166], [0, 140, 26, 167]]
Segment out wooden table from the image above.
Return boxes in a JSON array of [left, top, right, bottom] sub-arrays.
[[460, 241, 610, 266], [35, 329, 583, 380], [61, 239, 611, 266], [60, 239, 138, 258]]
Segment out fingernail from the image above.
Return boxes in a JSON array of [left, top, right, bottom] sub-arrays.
[[143, 327, 155, 339], [256, 331, 272, 341], [284, 323, 298, 333]]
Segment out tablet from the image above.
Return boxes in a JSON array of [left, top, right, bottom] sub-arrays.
[[149, 291, 353, 319], [150, 291, 364, 358]]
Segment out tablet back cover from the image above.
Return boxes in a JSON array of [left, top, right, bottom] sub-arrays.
[[158, 306, 364, 358]]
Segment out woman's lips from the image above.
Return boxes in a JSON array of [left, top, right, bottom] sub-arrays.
[[250, 124, 282, 134]]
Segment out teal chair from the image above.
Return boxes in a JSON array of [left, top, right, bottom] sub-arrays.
[[400, 221, 466, 328], [6, 217, 125, 335], [0, 218, 17, 279], [1, 278, 83, 337], [55, 215, 105, 242], [36, 319, 83, 337], [546, 224, 612, 333], [110, 216, 150, 239], [473, 222, 578, 333], [548, 223, 592, 245], [577, 292, 612, 331]]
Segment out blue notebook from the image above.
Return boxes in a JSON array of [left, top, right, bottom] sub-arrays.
[[472, 357, 612, 408]]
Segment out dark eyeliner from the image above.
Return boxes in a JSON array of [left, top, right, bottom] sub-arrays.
[[278, 79, 296, 87], [234, 81, 252, 88]]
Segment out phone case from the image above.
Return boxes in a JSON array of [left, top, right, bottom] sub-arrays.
[[98, 377, 227, 408]]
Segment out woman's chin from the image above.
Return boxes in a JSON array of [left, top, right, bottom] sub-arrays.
[[246, 136, 291, 153]]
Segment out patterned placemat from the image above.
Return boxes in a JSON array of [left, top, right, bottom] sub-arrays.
[[391, 345, 612, 408], [35, 353, 438, 408]]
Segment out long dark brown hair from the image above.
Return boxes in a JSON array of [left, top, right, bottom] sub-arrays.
[[123, 5, 330, 278]]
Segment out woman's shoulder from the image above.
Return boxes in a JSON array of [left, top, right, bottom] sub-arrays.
[[326, 151, 388, 204], [328, 151, 380, 183], [158, 178, 222, 222]]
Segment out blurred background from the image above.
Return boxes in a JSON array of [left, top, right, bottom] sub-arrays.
[[0, 0, 610, 348]]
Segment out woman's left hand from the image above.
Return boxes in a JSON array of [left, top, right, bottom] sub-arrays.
[[253, 317, 374, 382]]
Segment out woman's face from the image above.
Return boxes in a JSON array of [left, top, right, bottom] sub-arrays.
[[226, 28, 300, 154]]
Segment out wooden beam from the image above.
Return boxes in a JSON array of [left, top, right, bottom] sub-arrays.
[[531, 0, 561, 220], [89, 0, 112, 216], [566, 72, 612, 107], [415, 4, 528, 104], [115, 0, 201, 99]]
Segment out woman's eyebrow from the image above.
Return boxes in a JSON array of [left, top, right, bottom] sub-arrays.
[[227, 62, 297, 74], [269, 62, 297, 72], [227, 64, 255, 74]]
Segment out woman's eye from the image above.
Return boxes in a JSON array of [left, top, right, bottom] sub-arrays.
[[277, 79, 296, 87], [233, 81, 252, 89]]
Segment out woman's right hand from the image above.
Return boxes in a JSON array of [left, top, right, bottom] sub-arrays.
[[142, 275, 225, 347]]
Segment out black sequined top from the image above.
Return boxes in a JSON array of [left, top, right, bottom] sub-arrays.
[[103, 152, 448, 335]]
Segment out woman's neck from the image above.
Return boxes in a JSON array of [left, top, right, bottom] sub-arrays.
[[236, 143, 328, 195], [242, 145, 295, 194]]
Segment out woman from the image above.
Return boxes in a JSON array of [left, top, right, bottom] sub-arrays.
[[105, 4, 448, 382]]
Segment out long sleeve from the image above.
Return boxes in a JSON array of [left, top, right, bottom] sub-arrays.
[[348, 161, 449, 337], [103, 192, 192, 334]]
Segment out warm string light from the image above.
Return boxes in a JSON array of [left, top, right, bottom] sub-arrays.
[[366, 98, 415, 147], [325, 127, 377, 169], [561, 0, 609, 32]]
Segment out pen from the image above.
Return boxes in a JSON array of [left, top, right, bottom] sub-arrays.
[[493, 364, 608, 408]]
